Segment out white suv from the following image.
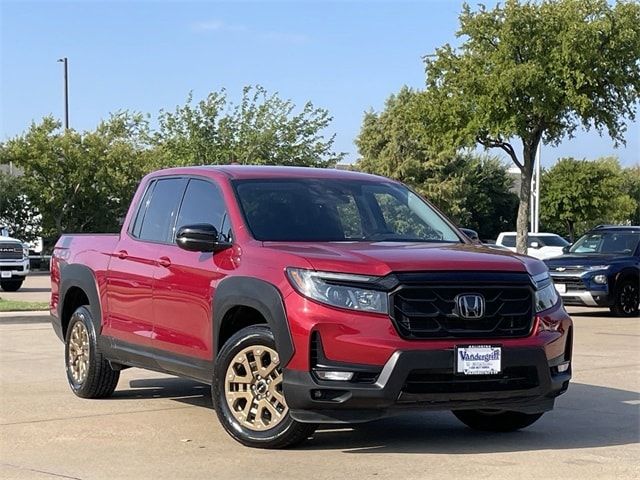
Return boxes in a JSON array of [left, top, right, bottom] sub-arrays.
[[0, 231, 30, 292], [496, 232, 569, 260]]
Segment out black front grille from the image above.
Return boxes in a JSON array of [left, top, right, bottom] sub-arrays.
[[0, 265, 23, 272], [559, 277, 586, 291], [401, 366, 539, 396], [0, 243, 23, 260], [390, 279, 534, 339]]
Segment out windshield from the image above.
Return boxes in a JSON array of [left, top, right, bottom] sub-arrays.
[[570, 231, 639, 255], [539, 235, 570, 247], [233, 179, 462, 243]]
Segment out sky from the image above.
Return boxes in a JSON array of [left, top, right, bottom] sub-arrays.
[[1, 0, 638, 168]]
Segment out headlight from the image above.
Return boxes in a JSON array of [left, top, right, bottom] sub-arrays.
[[593, 274, 607, 284], [535, 282, 559, 312], [22, 245, 29, 258], [585, 265, 608, 271], [286, 268, 388, 314]]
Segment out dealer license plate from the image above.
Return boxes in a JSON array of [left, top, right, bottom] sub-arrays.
[[1, 271, 11, 279], [555, 283, 566, 293], [456, 346, 501, 375]]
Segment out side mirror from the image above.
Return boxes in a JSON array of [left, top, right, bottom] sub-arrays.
[[460, 227, 480, 243], [530, 241, 540, 249], [562, 244, 572, 254], [176, 223, 230, 253]]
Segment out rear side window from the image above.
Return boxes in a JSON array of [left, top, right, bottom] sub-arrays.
[[501, 235, 516, 247], [176, 179, 230, 241], [138, 178, 186, 243], [131, 181, 156, 238]]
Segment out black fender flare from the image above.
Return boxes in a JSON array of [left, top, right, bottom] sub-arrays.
[[59, 263, 102, 337], [213, 276, 294, 367]]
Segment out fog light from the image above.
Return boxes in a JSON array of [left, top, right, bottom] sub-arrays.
[[315, 370, 354, 381], [593, 274, 607, 284], [557, 362, 570, 373]]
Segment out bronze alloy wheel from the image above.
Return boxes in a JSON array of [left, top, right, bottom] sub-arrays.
[[68, 320, 90, 384], [224, 345, 288, 431]]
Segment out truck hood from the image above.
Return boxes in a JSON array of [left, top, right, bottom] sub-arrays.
[[0, 236, 22, 244], [264, 241, 546, 277], [544, 253, 630, 270]]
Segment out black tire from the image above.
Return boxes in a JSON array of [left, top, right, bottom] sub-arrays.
[[610, 279, 640, 317], [453, 409, 544, 432], [0, 279, 23, 292], [212, 325, 317, 449], [64, 305, 120, 398]]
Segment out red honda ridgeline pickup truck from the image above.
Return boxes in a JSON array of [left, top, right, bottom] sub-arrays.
[[50, 166, 572, 448]]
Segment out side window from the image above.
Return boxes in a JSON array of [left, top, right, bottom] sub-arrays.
[[138, 178, 186, 243], [501, 235, 516, 247], [528, 236, 541, 247], [131, 180, 156, 238], [176, 179, 229, 241]]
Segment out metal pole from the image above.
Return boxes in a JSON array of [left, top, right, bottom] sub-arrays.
[[57, 57, 69, 129], [534, 141, 541, 233]]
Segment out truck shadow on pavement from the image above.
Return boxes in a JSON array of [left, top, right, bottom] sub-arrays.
[[113, 378, 638, 454], [111, 377, 212, 408]]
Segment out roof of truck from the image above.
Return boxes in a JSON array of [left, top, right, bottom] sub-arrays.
[[152, 165, 390, 182]]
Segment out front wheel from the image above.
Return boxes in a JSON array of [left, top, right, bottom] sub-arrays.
[[212, 325, 317, 448], [0, 279, 24, 292], [453, 409, 544, 432], [610, 280, 639, 317]]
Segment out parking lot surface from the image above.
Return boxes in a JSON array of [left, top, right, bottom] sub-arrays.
[[0, 306, 638, 480]]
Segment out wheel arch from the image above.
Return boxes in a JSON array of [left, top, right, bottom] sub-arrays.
[[59, 264, 102, 338], [213, 277, 294, 367]]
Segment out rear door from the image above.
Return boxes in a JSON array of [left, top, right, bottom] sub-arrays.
[[152, 177, 233, 373], [104, 177, 186, 351]]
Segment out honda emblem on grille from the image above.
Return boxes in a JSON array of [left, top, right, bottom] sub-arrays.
[[456, 294, 485, 319]]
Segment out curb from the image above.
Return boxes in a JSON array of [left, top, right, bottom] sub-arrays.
[[0, 310, 50, 324]]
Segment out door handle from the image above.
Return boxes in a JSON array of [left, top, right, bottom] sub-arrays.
[[116, 250, 128, 260], [158, 256, 171, 268]]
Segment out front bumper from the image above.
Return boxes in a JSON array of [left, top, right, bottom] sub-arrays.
[[0, 259, 30, 280], [558, 290, 612, 307], [283, 346, 571, 423]]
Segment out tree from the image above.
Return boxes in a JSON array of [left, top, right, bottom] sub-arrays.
[[0, 173, 41, 243], [356, 87, 517, 240], [622, 165, 640, 226], [152, 85, 345, 167], [421, 0, 640, 253], [0, 114, 152, 239], [540, 157, 636, 241]]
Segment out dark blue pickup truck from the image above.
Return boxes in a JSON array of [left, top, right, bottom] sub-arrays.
[[544, 225, 640, 317]]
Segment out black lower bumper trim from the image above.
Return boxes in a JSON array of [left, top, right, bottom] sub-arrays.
[[283, 347, 570, 423]]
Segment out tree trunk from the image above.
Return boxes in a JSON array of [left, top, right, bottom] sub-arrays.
[[515, 143, 537, 255], [566, 220, 575, 243]]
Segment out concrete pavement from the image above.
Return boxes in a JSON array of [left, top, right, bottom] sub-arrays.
[[0, 273, 50, 304], [0, 307, 638, 480]]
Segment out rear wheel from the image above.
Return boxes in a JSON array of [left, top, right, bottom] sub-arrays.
[[212, 325, 317, 448], [0, 279, 23, 292], [453, 409, 544, 432], [610, 280, 639, 317], [64, 306, 120, 398]]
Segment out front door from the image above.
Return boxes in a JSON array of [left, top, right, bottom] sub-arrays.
[[152, 178, 233, 371]]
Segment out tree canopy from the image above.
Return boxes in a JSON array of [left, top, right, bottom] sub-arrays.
[[420, 0, 640, 252], [152, 85, 345, 168], [0, 173, 41, 243], [0, 114, 151, 239], [540, 157, 638, 241]]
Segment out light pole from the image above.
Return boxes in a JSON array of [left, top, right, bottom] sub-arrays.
[[57, 57, 69, 129]]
